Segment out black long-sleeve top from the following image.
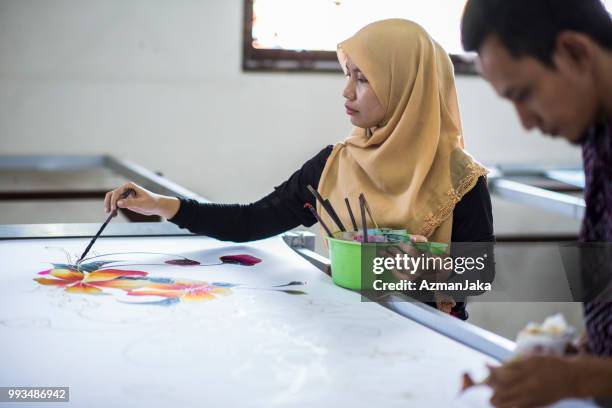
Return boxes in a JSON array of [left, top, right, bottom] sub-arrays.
[[170, 145, 495, 243]]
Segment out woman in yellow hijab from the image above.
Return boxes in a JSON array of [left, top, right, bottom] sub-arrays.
[[105, 19, 494, 318], [321, 18, 488, 244]]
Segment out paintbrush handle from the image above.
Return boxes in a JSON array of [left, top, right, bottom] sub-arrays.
[[306, 185, 346, 232], [360, 193, 379, 229], [344, 198, 358, 231], [324, 199, 346, 232], [359, 193, 368, 243], [304, 203, 334, 238]]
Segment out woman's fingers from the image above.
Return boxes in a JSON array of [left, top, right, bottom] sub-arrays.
[[109, 188, 120, 212], [410, 234, 428, 243], [104, 191, 112, 213], [116, 195, 135, 209], [112, 184, 131, 211], [391, 267, 416, 282], [106, 182, 142, 213], [103, 182, 171, 218], [398, 241, 420, 257], [375, 237, 438, 281]]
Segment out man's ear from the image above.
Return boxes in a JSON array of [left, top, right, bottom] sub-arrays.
[[554, 31, 595, 73]]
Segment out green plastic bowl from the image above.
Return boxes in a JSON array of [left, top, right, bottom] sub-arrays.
[[326, 235, 367, 290], [325, 232, 449, 290]]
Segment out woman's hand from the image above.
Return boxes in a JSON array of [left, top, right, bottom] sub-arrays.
[[377, 234, 428, 282], [382, 235, 451, 282], [104, 182, 180, 220]]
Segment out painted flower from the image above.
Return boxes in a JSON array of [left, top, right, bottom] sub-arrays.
[[33, 252, 274, 306], [35, 263, 149, 295], [219, 254, 262, 266], [125, 279, 234, 304]]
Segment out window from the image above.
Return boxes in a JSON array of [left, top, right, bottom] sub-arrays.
[[242, 0, 477, 74]]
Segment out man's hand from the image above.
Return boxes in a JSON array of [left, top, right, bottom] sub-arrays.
[[486, 355, 581, 408]]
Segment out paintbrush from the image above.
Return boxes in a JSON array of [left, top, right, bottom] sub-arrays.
[[306, 185, 346, 232], [304, 203, 334, 237], [344, 198, 358, 231], [77, 188, 135, 264], [360, 193, 379, 229], [359, 193, 368, 243], [324, 199, 345, 232]]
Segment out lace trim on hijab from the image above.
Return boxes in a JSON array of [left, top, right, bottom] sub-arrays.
[[419, 162, 489, 238]]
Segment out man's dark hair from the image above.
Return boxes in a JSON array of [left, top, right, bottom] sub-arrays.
[[461, 0, 612, 66]]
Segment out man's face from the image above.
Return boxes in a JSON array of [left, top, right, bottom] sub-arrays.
[[479, 35, 599, 143]]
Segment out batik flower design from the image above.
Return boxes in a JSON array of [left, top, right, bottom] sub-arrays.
[[33, 252, 302, 306], [35, 263, 150, 295], [124, 279, 235, 305], [219, 255, 262, 266]]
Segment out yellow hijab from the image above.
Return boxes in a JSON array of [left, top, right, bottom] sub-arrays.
[[318, 19, 488, 243]]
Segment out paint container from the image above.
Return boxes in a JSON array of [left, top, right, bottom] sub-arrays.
[[325, 230, 399, 290], [326, 231, 375, 290], [326, 231, 449, 290]]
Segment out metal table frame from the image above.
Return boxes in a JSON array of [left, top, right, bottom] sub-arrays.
[[0, 154, 203, 201], [488, 164, 585, 220], [289, 244, 515, 362]]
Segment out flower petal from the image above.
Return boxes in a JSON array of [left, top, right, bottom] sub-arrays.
[[144, 281, 200, 291], [126, 289, 182, 298], [181, 286, 231, 301], [34, 277, 69, 287], [92, 278, 151, 290], [48, 268, 84, 282], [77, 261, 121, 273], [181, 292, 216, 301], [210, 287, 231, 295], [219, 254, 262, 266], [83, 269, 147, 283]]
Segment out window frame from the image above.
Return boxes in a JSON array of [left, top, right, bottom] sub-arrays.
[[242, 0, 478, 75]]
